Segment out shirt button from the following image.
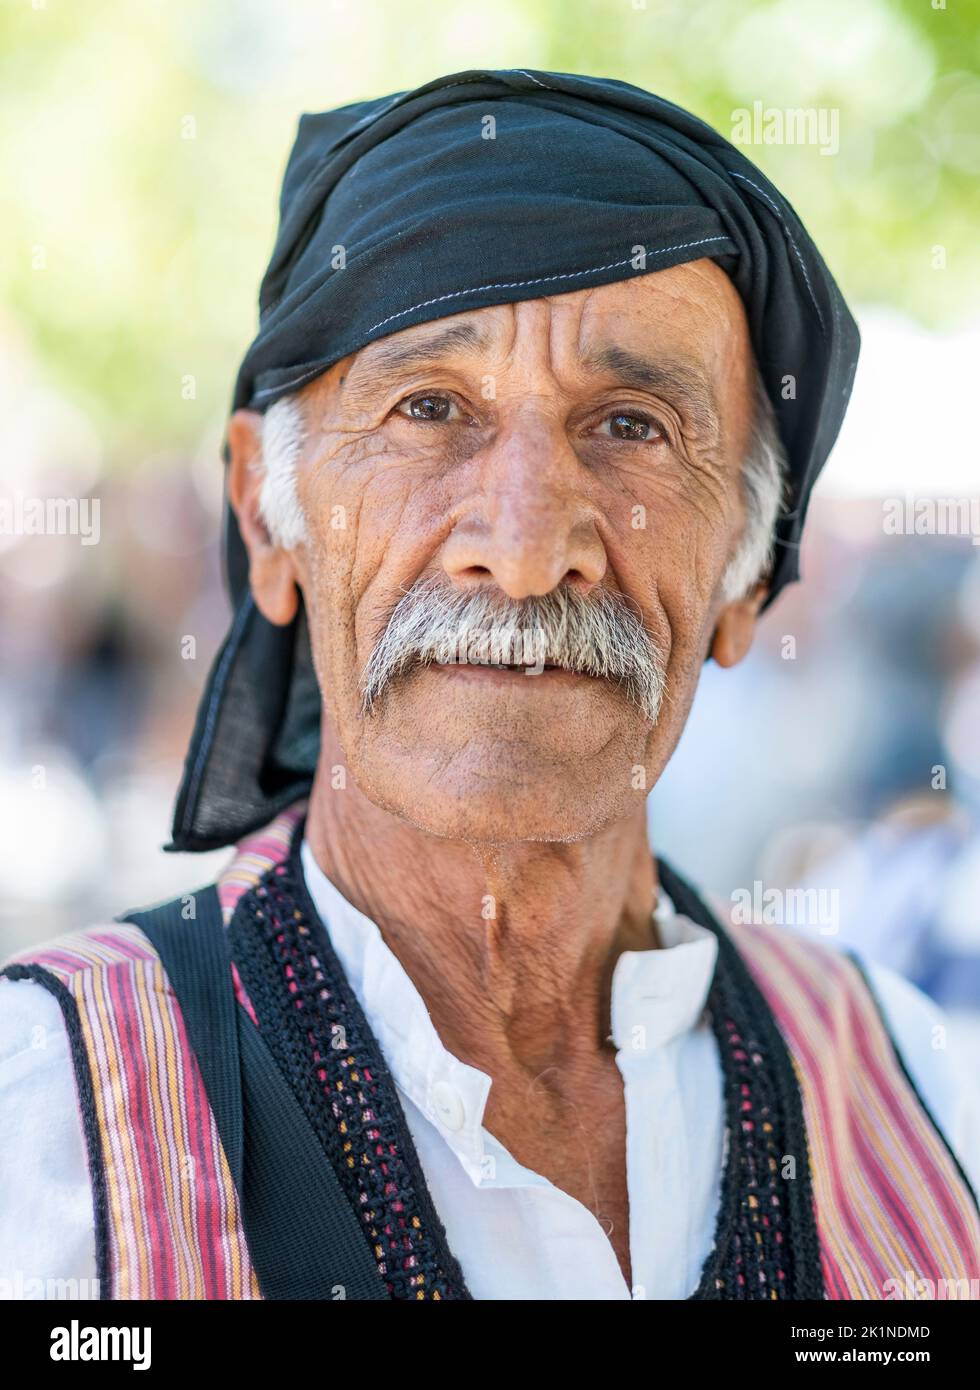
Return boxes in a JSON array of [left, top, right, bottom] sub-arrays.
[[431, 1080, 466, 1132]]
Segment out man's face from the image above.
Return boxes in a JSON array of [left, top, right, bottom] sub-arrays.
[[231, 259, 764, 843]]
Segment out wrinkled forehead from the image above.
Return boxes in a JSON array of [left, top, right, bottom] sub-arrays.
[[303, 260, 754, 434]]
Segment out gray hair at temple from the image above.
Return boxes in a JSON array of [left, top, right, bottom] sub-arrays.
[[254, 369, 786, 602]]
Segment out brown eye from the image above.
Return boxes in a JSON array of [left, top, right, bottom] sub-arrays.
[[403, 393, 454, 422], [607, 411, 660, 441]]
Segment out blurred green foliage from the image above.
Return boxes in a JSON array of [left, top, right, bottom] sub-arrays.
[[2, 0, 977, 462]]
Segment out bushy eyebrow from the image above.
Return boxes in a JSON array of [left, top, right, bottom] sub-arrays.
[[582, 345, 720, 437], [340, 323, 720, 436], [340, 322, 493, 401]]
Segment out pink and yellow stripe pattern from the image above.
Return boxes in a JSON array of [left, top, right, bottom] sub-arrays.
[[6, 921, 260, 1300], [216, 804, 304, 927], [730, 916, 980, 1300]]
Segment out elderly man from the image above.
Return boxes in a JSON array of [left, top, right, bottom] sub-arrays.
[[2, 69, 978, 1303]]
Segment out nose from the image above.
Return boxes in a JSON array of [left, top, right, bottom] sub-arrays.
[[440, 413, 607, 600]]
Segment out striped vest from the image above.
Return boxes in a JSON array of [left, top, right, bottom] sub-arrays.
[[4, 805, 978, 1300]]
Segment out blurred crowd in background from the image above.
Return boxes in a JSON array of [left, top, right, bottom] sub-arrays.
[[2, 1, 978, 1052]]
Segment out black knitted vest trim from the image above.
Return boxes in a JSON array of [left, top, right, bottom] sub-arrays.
[[227, 819, 826, 1300], [228, 825, 471, 1300], [657, 859, 825, 1300]]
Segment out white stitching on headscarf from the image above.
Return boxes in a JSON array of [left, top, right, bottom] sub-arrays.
[[729, 172, 825, 336], [249, 234, 734, 402], [516, 70, 556, 90]]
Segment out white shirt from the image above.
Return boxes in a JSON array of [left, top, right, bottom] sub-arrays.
[[1, 842, 979, 1300]]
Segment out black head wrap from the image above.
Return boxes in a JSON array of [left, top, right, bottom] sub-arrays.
[[170, 67, 859, 852]]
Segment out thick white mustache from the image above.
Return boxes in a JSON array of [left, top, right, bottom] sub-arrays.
[[360, 575, 668, 723]]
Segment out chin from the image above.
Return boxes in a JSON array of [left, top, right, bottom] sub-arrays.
[[352, 733, 650, 844], [383, 785, 632, 845]]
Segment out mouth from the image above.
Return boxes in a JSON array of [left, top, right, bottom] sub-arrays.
[[434, 659, 565, 671], [427, 660, 588, 684]]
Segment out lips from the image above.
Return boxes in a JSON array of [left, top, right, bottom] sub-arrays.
[[430, 662, 586, 683], [433, 659, 565, 672]]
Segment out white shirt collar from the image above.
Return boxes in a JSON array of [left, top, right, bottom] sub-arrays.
[[299, 838, 718, 1179], [611, 887, 719, 1052]]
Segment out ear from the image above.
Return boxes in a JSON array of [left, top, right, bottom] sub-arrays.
[[226, 408, 300, 627], [710, 582, 768, 667]]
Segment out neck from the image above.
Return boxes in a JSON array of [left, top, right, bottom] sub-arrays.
[[303, 726, 659, 1078]]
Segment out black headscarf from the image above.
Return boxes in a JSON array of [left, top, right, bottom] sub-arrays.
[[170, 67, 859, 852]]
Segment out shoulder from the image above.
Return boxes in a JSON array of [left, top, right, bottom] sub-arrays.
[[724, 907, 951, 1054], [0, 920, 171, 1081], [0, 920, 160, 1093], [1, 919, 166, 991], [725, 915, 980, 1194], [859, 958, 980, 1196]]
